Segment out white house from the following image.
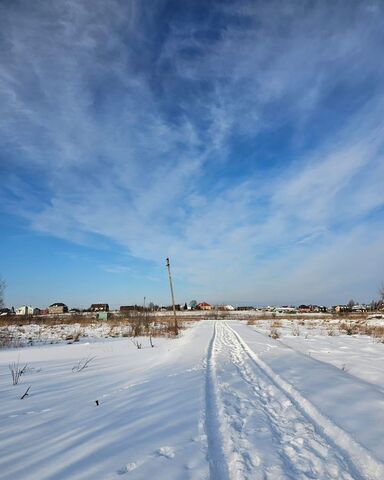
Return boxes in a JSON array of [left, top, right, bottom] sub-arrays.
[[15, 306, 39, 315], [352, 304, 367, 312], [223, 304, 235, 311]]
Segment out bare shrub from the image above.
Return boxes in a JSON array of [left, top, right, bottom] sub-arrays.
[[9, 358, 28, 385], [66, 329, 82, 343], [306, 320, 317, 330], [362, 325, 384, 342], [326, 326, 335, 336], [73, 330, 81, 342], [1, 330, 23, 349], [131, 338, 142, 349], [107, 325, 120, 337], [291, 323, 300, 336], [132, 321, 143, 337], [72, 356, 96, 373], [339, 322, 358, 336], [269, 326, 280, 339]]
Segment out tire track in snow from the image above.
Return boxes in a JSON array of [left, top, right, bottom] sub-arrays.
[[205, 322, 301, 479], [225, 322, 384, 480], [205, 321, 231, 480]]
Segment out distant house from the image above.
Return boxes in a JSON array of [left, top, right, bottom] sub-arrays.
[[262, 306, 276, 312], [218, 304, 235, 311], [48, 303, 68, 314], [15, 306, 40, 315], [197, 302, 212, 311], [298, 305, 311, 313], [352, 304, 367, 312], [90, 303, 109, 312], [161, 305, 181, 311], [335, 305, 348, 313], [225, 305, 235, 311], [15, 306, 27, 315], [236, 306, 254, 311], [0, 307, 13, 316], [276, 306, 297, 314], [311, 305, 328, 313], [120, 305, 144, 313]]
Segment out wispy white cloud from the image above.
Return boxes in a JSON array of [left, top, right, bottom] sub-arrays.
[[1, 0, 384, 304], [101, 264, 132, 274]]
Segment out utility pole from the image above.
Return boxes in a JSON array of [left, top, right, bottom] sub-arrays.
[[143, 296, 146, 310], [166, 257, 178, 335]]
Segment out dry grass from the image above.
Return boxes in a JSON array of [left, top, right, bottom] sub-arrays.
[[365, 325, 384, 342], [1, 311, 383, 348], [0, 312, 186, 349], [246, 313, 384, 343], [338, 322, 384, 342], [269, 326, 280, 339], [291, 323, 300, 336], [271, 319, 283, 328]]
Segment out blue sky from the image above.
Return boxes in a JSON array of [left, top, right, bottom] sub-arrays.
[[1, 0, 384, 308]]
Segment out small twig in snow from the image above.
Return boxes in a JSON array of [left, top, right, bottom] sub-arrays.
[[72, 356, 96, 373], [20, 386, 31, 399]]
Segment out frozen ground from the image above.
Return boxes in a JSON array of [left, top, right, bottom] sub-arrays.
[[1, 320, 384, 479]]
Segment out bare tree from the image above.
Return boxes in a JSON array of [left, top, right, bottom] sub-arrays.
[[378, 284, 384, 310], [0, 277, 6, 308], [347, 299, 355, 311], [189, 300, 197, 310], [379, 283, 384, 301]]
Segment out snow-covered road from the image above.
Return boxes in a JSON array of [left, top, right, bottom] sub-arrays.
[[206, 321, 384, 480], [1, 320, 383, 479]]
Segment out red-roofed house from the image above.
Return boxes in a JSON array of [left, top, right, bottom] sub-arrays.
[[197, 302, 212, 311]]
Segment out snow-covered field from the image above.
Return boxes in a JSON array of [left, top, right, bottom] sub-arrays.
[[1, 320, 384, 479]]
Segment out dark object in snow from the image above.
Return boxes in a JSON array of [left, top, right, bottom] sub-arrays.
[[95, 400, 99, 406], [21, 386, 31, 399]]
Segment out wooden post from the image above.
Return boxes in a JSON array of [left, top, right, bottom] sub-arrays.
[[166, 257, 178, 335]]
